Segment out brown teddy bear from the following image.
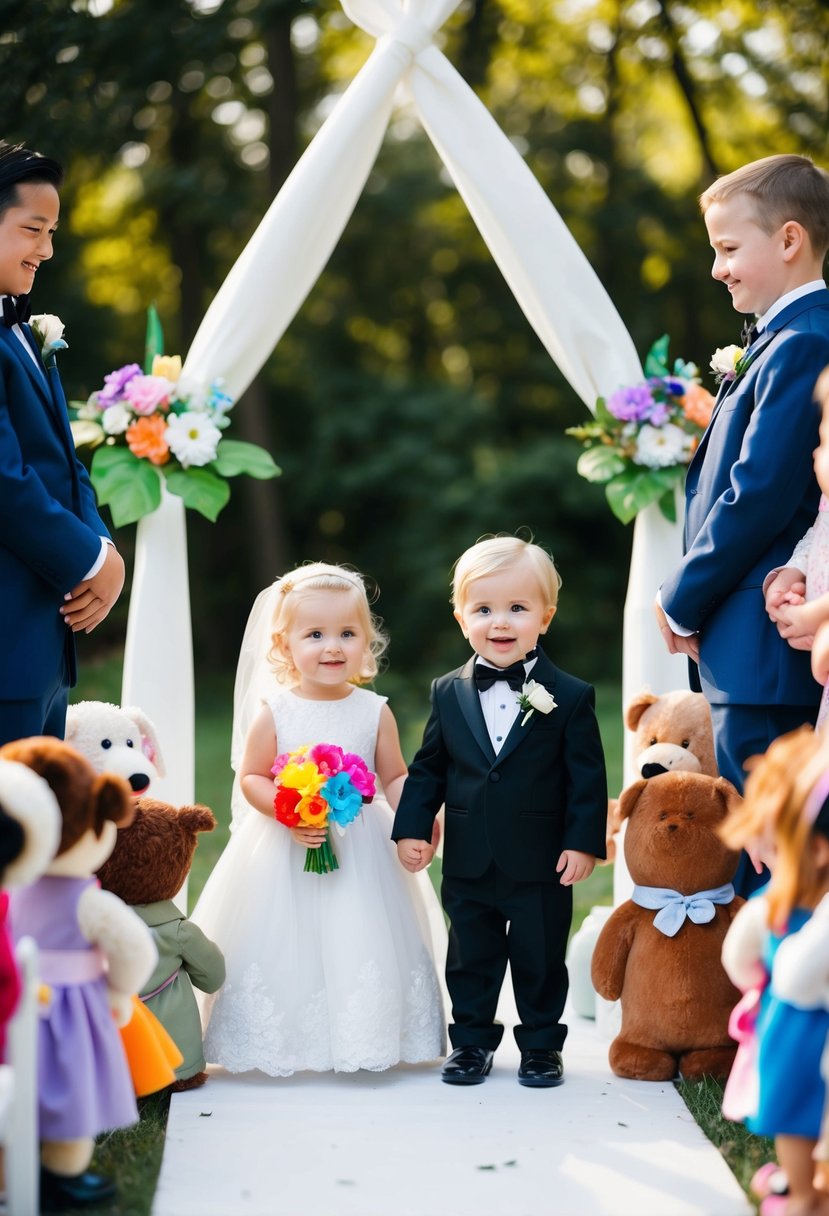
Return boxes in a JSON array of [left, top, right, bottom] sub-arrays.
[[605, 689, 717, 863], [96, 798, 225, 1090], [591, 770, 744, 1081]]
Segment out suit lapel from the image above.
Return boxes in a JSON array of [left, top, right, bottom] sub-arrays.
[[453, 659, 496, 764], [0, 324, 51, 406], [688, 329, 777, 478], [493, 649, 558, 768]]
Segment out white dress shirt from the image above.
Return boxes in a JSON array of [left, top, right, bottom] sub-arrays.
[[476, 654, 538, 753]]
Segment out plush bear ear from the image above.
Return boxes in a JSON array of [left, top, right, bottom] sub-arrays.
[[92, 773, 135, 836], [625, 691, 658, 732], [121, 706, 166, 778], [617, 778, 649, 821], [177, 804, 217, 834], [713, 776, 743, 818]]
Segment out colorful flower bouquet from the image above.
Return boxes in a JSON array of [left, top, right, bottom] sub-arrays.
[[566, 336, 715, 525], [71, 308, 279, 526], [272, 743, 376, 875]]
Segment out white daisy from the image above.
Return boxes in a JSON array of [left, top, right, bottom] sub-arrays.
[[101, 402, 132, 436], [634, 422, 687, 468], [165, 411, 222, 467]]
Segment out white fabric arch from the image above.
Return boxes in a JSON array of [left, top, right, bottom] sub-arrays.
[[125, 0, 687, 898]]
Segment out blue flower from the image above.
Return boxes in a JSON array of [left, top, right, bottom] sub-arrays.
[[323, 772, 363, 825]]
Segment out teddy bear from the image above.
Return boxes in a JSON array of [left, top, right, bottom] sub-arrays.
[[0, 759, 61, 1062], [2, 736, 157, 1212], [65, 701, 166, 796], [96, 797, 225, 1090], [591, 770, 744, 1081], [605, 689, 717, 864]]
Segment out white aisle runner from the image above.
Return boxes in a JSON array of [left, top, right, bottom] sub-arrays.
[[154, 980, 752, 1216]]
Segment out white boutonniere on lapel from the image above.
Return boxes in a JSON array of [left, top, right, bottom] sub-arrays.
[[30, 313, 68, 366], [709, 344, 751, 386], [516, 680, 556, 726]]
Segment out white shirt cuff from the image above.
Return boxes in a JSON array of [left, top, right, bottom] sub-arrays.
[[82, 538, 112, 581], [657, 589, 696, 637]]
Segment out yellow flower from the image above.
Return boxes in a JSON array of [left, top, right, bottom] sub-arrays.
[[297, 794, 329, 826], [152, 354, 182, 382], [278, 761, 326, 797]]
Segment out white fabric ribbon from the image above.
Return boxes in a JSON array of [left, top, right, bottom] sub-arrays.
[[183, 0, 642, 408], [631, 882, 736, 938]]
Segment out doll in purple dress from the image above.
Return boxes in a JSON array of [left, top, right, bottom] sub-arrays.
[[4, 737, 156, 1212]]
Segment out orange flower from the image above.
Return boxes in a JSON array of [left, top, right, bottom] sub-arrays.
[[297, 794, 329, 827], [127, 415, 170, 465], [683, 382, 715, 429]]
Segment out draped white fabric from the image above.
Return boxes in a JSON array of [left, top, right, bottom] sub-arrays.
[[130, 0, 686, 896]]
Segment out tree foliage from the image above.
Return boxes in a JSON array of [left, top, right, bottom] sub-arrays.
[[2, 0, 827, 687]]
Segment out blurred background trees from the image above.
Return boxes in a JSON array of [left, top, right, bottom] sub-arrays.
[[2, 0, 828, 704]]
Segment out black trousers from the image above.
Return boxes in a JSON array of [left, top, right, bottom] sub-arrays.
[[441, 862, 571, 1052]]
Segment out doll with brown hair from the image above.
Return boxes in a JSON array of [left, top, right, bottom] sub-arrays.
[[720, 726, 829, 1216]]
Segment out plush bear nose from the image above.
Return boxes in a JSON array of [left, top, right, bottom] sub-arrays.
[[667, 822, 678, 832], [129, 773, 150, 793], [642, 762, 668, 779]]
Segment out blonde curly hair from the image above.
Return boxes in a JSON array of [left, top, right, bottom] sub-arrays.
[[719, 726, 829, 931], [267, 562, 387, 687]]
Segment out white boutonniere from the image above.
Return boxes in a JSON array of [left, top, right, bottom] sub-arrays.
[[516, 679, 557, 726], [30, 313, 68, 364], [709, 344, 750, 386]]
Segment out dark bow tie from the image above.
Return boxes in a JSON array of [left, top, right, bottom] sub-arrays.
[[1, 294, 31, 328], [740, 319, 758, 348], [474, 653, 535, 692]]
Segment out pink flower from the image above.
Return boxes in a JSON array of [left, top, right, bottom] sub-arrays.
[[271, 751, 293, 779], [341, 753, 376, 799], [124, 374, 174, 416], [309, 743, 344, 776]]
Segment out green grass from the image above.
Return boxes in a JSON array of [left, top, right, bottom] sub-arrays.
[[59, 660, 770, 1215]]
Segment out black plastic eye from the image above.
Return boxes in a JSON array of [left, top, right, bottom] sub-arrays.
[[649, 737, 658, 746], [126, 739, 134, 748], [681, 739, 690, 749], [101, 739, 112, 749]]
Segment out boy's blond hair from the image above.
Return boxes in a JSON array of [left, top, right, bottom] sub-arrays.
[[268, 562, 387, 686], [700, 154, 829, 257], [451, 535, 562, 611]]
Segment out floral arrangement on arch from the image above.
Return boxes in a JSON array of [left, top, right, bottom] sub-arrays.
[[71, 308, 279, 526], [272, 743, 376, 875], [566, 335, 715, 525]]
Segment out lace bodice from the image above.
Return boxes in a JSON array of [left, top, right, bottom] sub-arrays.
[[266, 686, 386, 770]]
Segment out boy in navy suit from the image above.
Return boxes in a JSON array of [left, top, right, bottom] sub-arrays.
[[656, 154, 829, 894], [0, 141, 124, 747], [392, 536, 607, 1087]]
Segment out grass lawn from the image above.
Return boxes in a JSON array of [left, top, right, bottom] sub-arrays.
[[52, 660, 768, 1215]]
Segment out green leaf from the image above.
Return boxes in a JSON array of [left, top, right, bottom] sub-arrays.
[[658, 487, 678, 522], [144, 304, 165, 372], [210, 439, 281, 480], [644, 334, 670, 378], [576, 446, 627, 484], [91, 446, 162, 526], [605, 465, 685, 524], [594, 395, 614, 425], [164, 466, 231, 522]]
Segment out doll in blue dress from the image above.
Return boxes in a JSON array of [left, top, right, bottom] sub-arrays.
[[720, 726, 829, 1216]]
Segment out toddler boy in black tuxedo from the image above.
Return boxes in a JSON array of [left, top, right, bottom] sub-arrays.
[[392, 536, 607, 1086]]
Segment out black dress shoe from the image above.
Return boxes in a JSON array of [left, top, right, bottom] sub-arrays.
[[517, 1049, 564, 1088], [40, 1165, 117, 1210], [441, 1045, 495, 1085]]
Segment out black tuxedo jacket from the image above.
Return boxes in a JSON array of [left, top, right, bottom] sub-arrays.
[[392, 648, 607, 883]]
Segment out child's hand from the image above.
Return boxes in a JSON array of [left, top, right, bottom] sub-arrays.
[[290, 825, 328, 848], [814, 621, 829, 686], [556, 849, 595, 885], [774, 600, 823, 650], [396, 838, 433, 873]]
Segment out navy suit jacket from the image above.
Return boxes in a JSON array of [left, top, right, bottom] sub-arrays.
[[391, 647, 608, 883], [661, 289, 829, 707], [0, 324, 110, 700]]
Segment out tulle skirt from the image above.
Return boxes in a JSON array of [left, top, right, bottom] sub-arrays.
[[192, 800, 446, 1075]]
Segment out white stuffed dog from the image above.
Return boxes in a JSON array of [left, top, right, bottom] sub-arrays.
[[65, 702, 166, 797]]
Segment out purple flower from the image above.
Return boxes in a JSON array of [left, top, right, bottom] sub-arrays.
[[646, 401, 671, 426], [98, 363, 142, 407], [606, 384, 655, 422]]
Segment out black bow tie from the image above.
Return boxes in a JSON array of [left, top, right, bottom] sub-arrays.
[[740, 319, 758, 348], [474, 654, 535, 692], [1, 294, 31, 328]]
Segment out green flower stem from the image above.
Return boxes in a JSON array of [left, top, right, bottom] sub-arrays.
[[304, 833, 339, 874]]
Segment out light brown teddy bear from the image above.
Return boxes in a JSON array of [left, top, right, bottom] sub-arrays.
[[96, 798, 225, 1090], [605, 689, 717, 863], [591, 770, 743, 1081]]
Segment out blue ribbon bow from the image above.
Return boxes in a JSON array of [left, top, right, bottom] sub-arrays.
[[631, 882, 735, 937]]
